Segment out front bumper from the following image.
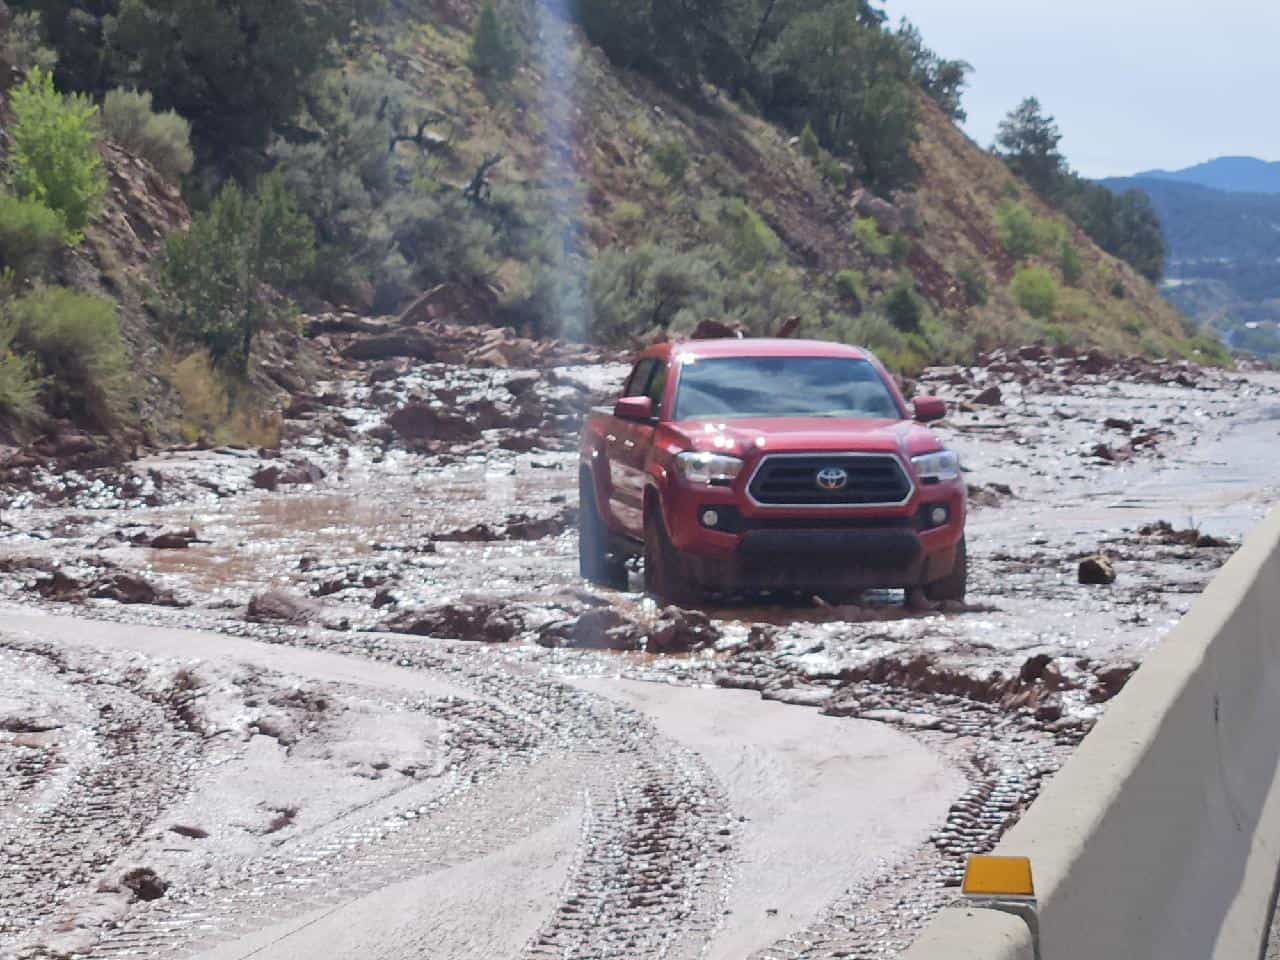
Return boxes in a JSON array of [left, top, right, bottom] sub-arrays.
[[663, 476, 966, 591]]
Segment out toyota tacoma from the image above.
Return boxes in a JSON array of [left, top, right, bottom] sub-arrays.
[[578, 338, 967, 605]]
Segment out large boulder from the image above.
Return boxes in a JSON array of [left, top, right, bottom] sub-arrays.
[[386, 403, 480, 443], [247, 590, 318, 625], [851, 188, 905, 234], [341, 331, 437, 362]]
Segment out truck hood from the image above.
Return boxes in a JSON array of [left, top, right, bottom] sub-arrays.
[[665, 417, 944, 459]]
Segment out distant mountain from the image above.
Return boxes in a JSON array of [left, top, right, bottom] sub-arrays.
[[1131, 156, 1280, 195], [1100, 174, 1280, 355]]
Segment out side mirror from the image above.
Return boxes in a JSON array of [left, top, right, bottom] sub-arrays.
[[913, 396, 946, 423], [614, 396, 654, 421]]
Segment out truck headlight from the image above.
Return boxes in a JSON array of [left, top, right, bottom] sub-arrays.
[[675, 452, 744, 485], [911, 449, 960, 482]]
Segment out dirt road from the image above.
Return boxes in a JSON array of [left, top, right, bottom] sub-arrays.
[[2, 331, 1278, 957]]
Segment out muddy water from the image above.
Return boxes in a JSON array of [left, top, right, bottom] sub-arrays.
[[2, 352, 1278, 959]]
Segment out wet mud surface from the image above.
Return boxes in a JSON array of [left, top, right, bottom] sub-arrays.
[[2, 328, 1278, 958]]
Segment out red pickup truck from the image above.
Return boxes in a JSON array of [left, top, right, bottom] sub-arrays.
[[578, 338, 967, 605]]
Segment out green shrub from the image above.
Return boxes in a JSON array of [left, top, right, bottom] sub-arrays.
[[469, 2, 519, 80], [1011, 265, 1059, 319], [101, 88, 195, 182], [818, 151, 847, 189], [883, 279, 925, 333], [834, 269, 866, 305], [995, 201, 1040, 259], [799, 122, 820, 160], [0, 314, 40, 421], [850, 216, 892, 258], [8, 68, 106, 241], [3, 11, 58, 73], [653, 140, 689, 183], [164, 174, 315, 368], [956, 258, 988, 306], [7, 287, 128, 427], [1110, 278, 1126, 299], [889, 232, 913, 265], [1059, 237, 1083, 285], [0, 195, 66, 281], [587, 243, 717, 343], [721, 198, 780, 268]]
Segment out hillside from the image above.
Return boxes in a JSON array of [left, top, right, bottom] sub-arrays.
[[1101, 175, 1280, 355], [1132, 156, 1280, 195], [0, 0, 1222, 447], [361, 3, 1202, 362]]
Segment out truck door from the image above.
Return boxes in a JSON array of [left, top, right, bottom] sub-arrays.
[[608, 358, 665, 538]]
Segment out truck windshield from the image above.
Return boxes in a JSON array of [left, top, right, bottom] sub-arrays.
[[672, 356, 901, 421]]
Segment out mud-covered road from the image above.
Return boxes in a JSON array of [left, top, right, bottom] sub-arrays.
[[2, 322, 1278, 958]]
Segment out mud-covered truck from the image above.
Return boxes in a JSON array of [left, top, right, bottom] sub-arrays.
[[577, 338, 967, 604]]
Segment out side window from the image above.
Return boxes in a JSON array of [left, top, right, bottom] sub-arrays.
[[645, 363, 668, 417], [623, 359, 655, 398]]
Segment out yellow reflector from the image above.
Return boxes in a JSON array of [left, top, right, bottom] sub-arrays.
[[962, 855, 1035, 899]]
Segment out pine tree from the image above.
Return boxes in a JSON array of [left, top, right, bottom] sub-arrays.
[[469, 3, 518, 80]]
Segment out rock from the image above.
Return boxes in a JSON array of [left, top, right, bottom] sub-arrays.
[[648, 607, 719, 653], [689, 319, 745, 340], [169, 824, 209, 839], [147, 528, 199, 550], [278, 459, 325, 485], [1077, 555, 1116, 586], [1092, 662, 1138, 701], [395, 281, 498, 328], [121, 868, 167, 902], [91, 574, 182, 606], [385, 603, 522, 643], [386, 403, 480, 444], [251, 466, 282, 490], [34, 570, 86, 601], [342, 331, 437, 362], [971, 385, 1003, 406], [247, 590, 318, 624], [774, 315, 802, 338], [851, 188, 905, 234], [505, 373, 539, 397]]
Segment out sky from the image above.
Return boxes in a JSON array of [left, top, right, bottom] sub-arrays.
[[888, 0, 1280, 178]]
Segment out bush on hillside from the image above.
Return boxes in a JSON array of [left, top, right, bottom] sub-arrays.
[[587, 243, 717, 343], [469, 2, 519, 79], [1059, 237, 1083, 285], [2, 11, 58, 73], [955, 258, 988, 305], [799, 122, 820, 160], [850, 216, 892, 258], [1011, 265, 1059, 318], [164, 174, 315, 368], [834, 269, 866, 306], [0, 195, 66, 282], [719, 198, 780, 268], [995, 201, 1062, 261], [653, 140, 689, 183], [8, 68, 106, 240], [0, 315, 41, 422], [101, 88, 195, 181], [7, 287, 128, 427], [883, 278, 924, 333]]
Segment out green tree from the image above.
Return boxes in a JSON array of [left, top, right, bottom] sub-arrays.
[[896, 18, 970, 122], [883, 278, 924, 332], [1011, 265, 1059, 318], [7, 67, 105, 240], [469, 2, 519, 79], [163, 174, 315, 368], [994, 97, 1066, 197]]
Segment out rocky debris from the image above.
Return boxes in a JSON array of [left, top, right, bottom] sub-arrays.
[[169, 824, 209, 840], [386, 403, 480, 444], [971, 385, 1003, 406], [689, 319, 746, 340], [435, 506, 577, 543], [968, 483, 1014, 507], [138, 528, 200, 550], [246, 590, 318, 625], [851, 188, 905, 234], [1078, 555, 1117, 586], [1092, 662, 1139, 701], [1138, 520, 1231, 549], [384, 602, 523, 643], [395, 280, 499, 328], [91, 574, 183, 607], [538, 606, 719, 652], [121, 868, 168, 902], [341, 330, 437, 362]]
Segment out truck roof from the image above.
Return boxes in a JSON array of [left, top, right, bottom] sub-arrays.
[[648, 337, 870, 360]]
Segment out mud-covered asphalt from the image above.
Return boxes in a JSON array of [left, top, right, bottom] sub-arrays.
[[2, 322, 1278, 958]]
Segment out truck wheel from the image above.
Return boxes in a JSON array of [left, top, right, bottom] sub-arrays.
[[924, 536, 968, 603], [644, 504, 698, 607], [579, 474, 627, 589]]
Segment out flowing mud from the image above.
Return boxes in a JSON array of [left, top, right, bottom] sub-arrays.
[[2, 327, 1278, 958]]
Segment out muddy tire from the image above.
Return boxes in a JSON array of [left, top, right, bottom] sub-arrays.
[[644, 504, 698, 606], [925, 536, 968, 603], [578, 474, 627, 588]]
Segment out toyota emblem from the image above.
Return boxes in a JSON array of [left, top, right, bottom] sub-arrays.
[[816, 466, 849, 491]]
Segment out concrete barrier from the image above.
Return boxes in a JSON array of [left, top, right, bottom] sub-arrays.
[[903, 505, 1280, 960]]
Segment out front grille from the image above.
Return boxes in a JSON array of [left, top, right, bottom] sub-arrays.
[[748, 454, 912, 506]]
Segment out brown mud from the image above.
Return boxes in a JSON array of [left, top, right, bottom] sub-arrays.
[[2, 324, 1278, 958]]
